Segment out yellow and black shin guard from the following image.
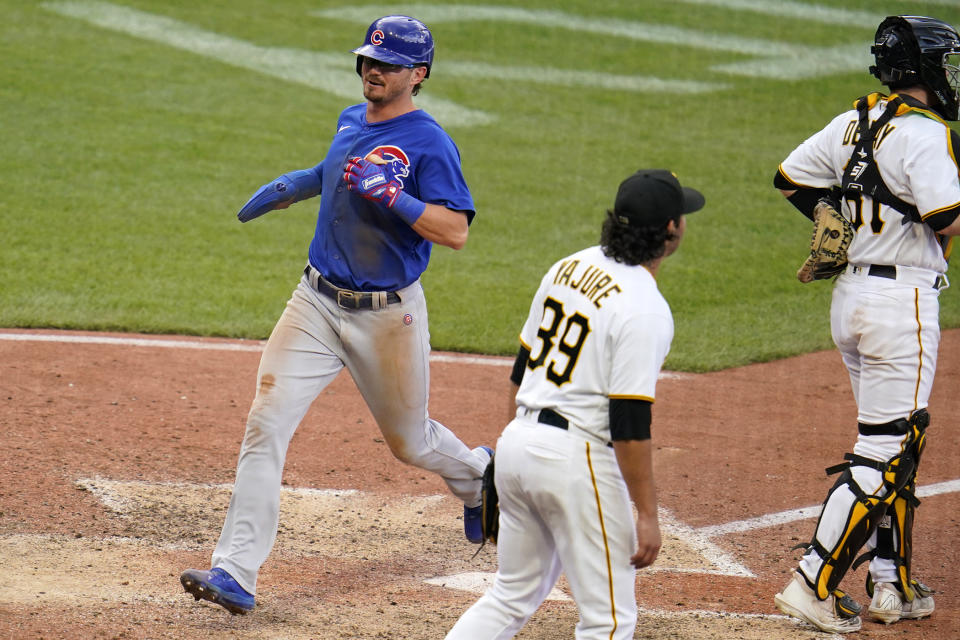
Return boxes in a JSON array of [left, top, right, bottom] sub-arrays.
[[806, 461, 893, 600], [863, 410, 930, 602], [803, 410, 928, 601]]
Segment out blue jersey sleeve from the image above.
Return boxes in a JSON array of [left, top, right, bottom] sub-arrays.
[[415, 134, 475, 224]]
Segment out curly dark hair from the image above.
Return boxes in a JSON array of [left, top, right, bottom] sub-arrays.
[[600, 210, 675, 266]]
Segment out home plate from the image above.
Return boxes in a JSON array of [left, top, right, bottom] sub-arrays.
[[424, 571, 571, 601]]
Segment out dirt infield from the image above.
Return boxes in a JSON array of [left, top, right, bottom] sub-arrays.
[[1, 328, 958, 639]]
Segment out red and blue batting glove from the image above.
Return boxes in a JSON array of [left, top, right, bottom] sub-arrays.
[[343, 157, 401, 206], [343, 158, 426, 225]]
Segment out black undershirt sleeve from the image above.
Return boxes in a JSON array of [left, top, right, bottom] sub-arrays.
[[609, 398, 652, 441], [773, 169, 834, 221], [510, 346, 530, 386], [924, 203, 960, 231]]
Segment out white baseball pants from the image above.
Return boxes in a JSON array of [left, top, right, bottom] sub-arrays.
[[446, 418, 638, 640], [800, 269, 940, 587], [212, 275, 488, 594]]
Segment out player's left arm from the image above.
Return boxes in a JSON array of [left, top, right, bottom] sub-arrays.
[[509, 344, 530, 419], [342, 147, 474, 248], [608, 313, 670, 568], [612, 432, 660, 569], [408, 132, 475, 249], [909, 128, 960, 235], [410, 205, 469, 249], [935, 211, 960, 235]]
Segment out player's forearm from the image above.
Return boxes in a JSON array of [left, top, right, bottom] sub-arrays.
[[237, 166, 323, 223], [614, 438, 660, 568], [612, 439, 657, 517], [410, 204, 469, 249]]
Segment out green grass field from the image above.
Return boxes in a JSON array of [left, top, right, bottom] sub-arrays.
[[3, 0, 960, 370]]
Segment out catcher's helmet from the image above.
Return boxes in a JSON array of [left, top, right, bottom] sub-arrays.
[[352, 15, 434, 78], [870, 15, 960, 120]]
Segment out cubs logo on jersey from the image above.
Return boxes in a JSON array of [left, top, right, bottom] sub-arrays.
[[360, 145, 411, 189]]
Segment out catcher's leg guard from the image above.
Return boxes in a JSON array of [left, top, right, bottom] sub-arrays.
[[861, 410, 930, 602], [798, 410, 928, 601]]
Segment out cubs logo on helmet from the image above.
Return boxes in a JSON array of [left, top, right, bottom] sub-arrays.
[[352, 15, 434, 78]]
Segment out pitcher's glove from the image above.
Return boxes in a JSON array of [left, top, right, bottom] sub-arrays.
[[472, 454, 499, 556], [796, 197, 853, 283]]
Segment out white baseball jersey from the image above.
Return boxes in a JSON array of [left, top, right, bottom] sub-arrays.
[[779, 93, 960, 273], [515, 245, 673, 443]]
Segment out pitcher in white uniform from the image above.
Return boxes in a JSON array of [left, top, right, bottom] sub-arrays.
[[773, 15, 960, 634], [445, 169, 705, 640]]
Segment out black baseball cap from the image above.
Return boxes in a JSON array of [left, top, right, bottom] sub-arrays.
[[613, 169, 705, 226]]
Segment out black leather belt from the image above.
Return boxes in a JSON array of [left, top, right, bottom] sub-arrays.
[[537, 407, 569, 429], [536, 408, 612, 447], [867, 264, 896, 279], [304, 265, 401, 310], [864, 264, 941, 289]]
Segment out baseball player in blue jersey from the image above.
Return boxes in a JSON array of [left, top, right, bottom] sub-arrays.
[[179, 15, 492, 614], [773, 15, 960, 634], [446, 170, 705, 640]]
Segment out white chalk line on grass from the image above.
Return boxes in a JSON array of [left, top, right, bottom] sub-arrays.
[[671, 0, 881, 28], [0, 331, 688, 377], [315, 4, 871, 79], [41, 0, 727, 136], [318, 4, 812, 56], [41, 0, 492, 128]]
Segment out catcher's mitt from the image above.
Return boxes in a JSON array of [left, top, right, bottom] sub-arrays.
[[796, 198, 853, 283], [472, 454, 498, 556]]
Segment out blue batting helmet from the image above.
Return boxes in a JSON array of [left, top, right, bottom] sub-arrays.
[[352, 15, 434, 78]]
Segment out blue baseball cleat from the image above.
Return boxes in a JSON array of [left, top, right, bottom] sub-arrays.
[[464, 446, 494, 543], [180, 567, 255, 614]]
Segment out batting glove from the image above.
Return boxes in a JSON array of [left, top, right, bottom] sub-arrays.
[[343, 158, 426, 225], [343, 158, 402, 205]]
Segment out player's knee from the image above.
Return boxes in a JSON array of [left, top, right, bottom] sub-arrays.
[[240, 414, 285, 452], [387, 445, 424, 467]]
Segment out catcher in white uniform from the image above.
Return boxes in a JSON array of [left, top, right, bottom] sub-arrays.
[[773, 15, 960, 634], [445, 169, 705, 640]]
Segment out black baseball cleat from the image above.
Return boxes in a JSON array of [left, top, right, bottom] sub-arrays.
[[180, 567, 255, 614]]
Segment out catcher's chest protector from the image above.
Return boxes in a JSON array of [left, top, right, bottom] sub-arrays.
[[841, 96, 919, 224]]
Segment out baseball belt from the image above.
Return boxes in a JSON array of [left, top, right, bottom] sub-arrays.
[[532, 408, 613, 448], [846, 264, 946, 290], [304, 265, 401, 310]]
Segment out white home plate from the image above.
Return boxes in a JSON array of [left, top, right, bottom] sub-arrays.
[[424, 571, 571, 601]]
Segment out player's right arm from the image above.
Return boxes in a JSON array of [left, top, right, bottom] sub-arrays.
[[237, 162, 324, 223], [774, 111, 851, 220]]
